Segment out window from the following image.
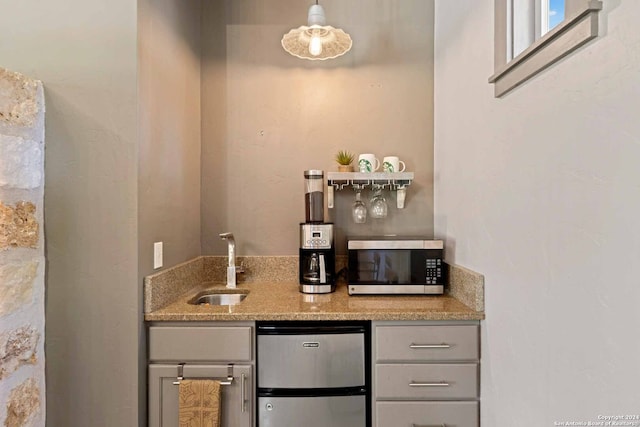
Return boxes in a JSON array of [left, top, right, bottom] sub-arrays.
[[490, 0, 603, 97], [512, 0, 565, 58]]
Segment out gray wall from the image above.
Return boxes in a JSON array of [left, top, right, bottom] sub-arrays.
[[137, 0, 203, 425], [201, 0, 229, 256], [201, 0, 435, 256], [0, 0, 139, 426], [138, 0, 202, 283], [435, 1, 640, 425]]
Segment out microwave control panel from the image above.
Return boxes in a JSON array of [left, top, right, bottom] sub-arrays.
[[426, 258, 443, 285]]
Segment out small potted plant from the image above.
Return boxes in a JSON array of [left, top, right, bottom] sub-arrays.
[[335, 150, 355, 172]]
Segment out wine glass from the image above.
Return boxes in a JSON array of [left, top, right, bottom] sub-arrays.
[[369, 186, 388, 219], [352, 189, 367, 223]]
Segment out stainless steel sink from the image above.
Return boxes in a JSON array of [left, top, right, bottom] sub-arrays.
[[189, 290, 249, 306]]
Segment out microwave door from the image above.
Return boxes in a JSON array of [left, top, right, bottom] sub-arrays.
[[355, 250, 411, 284]]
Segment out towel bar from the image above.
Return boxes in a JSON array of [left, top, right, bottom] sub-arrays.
[[172, 363, 235, 386]]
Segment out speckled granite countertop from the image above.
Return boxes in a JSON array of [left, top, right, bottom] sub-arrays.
[[144, 281, 482, 321], [144, 256, 485, 322]]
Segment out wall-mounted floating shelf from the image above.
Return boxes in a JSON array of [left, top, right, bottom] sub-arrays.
[[326, 172, 414, 209], [327, 172, 414, 190]]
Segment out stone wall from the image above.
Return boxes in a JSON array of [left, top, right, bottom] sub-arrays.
[[0, 68, 45, 427]]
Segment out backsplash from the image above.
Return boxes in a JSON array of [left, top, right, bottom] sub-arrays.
[[447, 264, 485, 312], [143, 257, 205, 313], [203, 256, 300, 284]]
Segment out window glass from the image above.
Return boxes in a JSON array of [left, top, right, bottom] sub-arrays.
[[547, 0, 565, 33]]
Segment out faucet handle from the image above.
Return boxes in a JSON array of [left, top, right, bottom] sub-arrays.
[[219, 232, 234, 240], [237, 260, 246, 274]]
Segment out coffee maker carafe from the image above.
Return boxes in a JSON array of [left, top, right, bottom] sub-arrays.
[[299, 223, 335, 293]]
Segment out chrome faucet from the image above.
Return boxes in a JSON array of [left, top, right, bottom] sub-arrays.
[[219, 232, 242, 288]]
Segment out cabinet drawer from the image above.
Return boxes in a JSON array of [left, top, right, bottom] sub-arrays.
[[149, 326, 252, 362], [376, 364, 478, 400], [376, 401, 478, 427], [376, 325, 478, 362]]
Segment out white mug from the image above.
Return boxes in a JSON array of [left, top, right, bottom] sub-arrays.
[[358, 154, 380, 173], [383, 156, 406, 173]]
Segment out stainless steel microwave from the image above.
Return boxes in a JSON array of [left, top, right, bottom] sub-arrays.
[[347, 237, 445, 295]]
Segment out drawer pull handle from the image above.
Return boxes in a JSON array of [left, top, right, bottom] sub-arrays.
[[412, 424, 446, 427], [409, 343, 451, 349], [409, 381, 450, 387]]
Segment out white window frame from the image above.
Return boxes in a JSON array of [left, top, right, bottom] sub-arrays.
[[489, 0, 603, 97], [539, 0, 551, 37]]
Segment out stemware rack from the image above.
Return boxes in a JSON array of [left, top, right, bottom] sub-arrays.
[[326, 172, 414, 190], [326, 172, 414, 209]]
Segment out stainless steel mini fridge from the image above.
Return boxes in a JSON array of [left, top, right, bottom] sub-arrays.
[[257, 322, 369, 427]]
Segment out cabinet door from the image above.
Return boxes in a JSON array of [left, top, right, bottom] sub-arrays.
[[149, 364, 252, 427]]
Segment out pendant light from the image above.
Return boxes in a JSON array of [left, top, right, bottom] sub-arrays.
[[281, 1, 352, 61]]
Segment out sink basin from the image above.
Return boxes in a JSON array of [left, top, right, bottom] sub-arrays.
[[189, 290, 249, 306]]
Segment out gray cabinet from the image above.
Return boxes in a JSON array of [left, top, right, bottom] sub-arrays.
[[372, 321, 480, 427], [148, 322, 255, 427], [149, 364, 252, 427]]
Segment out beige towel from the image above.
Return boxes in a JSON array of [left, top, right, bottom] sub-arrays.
[[179, 379, 222, 427]]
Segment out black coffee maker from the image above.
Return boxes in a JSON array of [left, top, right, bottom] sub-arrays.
[[299, 170, 335, 294]]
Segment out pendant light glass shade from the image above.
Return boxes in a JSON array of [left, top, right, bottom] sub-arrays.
[[281, 3, 352, 61]]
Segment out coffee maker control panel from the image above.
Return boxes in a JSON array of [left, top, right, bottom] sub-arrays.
[[300, 223, 333, 250]]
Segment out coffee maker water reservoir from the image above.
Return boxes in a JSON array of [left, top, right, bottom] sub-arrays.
[[304, 170, 325, 223]]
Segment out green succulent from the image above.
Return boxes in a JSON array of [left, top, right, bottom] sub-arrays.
[[335, 150, 355, 166]]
